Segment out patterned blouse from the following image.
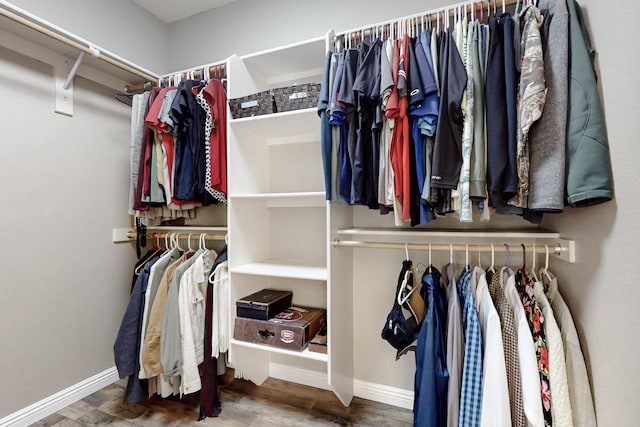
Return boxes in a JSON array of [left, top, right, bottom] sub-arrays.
[[516, 268, 552, 427]]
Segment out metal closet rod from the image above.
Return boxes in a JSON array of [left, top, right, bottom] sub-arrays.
[[334, 0, 518, 40], [125, 63, 228, 93], [332, 240, 564, 256], [127, 231, 226, 241], [0, 1, 158, 83]]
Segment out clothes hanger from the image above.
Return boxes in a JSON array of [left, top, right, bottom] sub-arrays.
[[504, 243, 512, 274], [186, 233, 194, 254], [465, 244, 470, 272], [488, 243, 496, 273], [115, 93, 133, 107], [520, 243, 527, 274], [449, 243, 454, 266], [530, 244, 540, 282], [540, 244, 553, 284], [397, 243, 418, 306], [477, 245, 482, 270], [502, 0, 506, 14]]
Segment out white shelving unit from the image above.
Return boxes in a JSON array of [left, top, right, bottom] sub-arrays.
[[226, 36, 354, 406]]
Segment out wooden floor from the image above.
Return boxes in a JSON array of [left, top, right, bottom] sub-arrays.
[[31, 373, 413, 426]]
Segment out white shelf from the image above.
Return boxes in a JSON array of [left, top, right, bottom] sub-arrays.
[[230, 108, 319, 145], [240, 37, 326, 86], [231, 338, 328, 362], [230, 192, 326, 208], [230, 261, 328, 281]]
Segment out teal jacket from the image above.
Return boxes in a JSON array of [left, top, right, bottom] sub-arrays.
[[565, 0, 613, 207]]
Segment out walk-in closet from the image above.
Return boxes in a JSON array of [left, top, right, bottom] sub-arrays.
[[0, 0, 637, 426]]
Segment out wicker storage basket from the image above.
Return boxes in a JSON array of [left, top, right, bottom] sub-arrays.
[[228, 90, 277, 119], [273, 83, 321, 113]]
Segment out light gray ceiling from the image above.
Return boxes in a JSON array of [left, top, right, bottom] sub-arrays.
[[132, 0, 237, 23]]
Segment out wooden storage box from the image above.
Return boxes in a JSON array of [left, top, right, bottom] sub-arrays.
[[236, 288, 292, 321], [272, 83, 321, 113], [228, 89, 277, 118], [234, 306, 326, 351]]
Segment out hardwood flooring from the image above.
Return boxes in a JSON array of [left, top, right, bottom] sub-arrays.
[[31, 373, 413, 426]]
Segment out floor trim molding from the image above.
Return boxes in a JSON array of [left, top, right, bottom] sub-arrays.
[[353, 379, 414, 410], [0, 367, 119, 427]]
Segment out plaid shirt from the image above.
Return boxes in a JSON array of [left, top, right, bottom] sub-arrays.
[[458, 268, 483, 427]]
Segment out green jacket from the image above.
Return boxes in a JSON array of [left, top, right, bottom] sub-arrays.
[[565, 0, 613, 207]]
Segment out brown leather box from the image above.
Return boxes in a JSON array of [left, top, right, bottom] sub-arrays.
[[234, 306, 326, 351]]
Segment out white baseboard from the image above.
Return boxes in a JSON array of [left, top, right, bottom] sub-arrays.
[[269, 363, 413, 410], [269, 363, 331, 391], [354, 379, 414, 410], [0, 367, 119, 427]]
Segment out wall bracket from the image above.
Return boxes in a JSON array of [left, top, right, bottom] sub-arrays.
[[53, 50, 86, 116]]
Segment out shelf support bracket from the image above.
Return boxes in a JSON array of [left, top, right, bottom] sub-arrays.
[[54, 50, 88, 116]]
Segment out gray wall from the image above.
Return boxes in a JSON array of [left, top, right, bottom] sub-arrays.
[[0, 46, 136, 416], [7, 0, 168, 72], [166, 0, 456, 71]]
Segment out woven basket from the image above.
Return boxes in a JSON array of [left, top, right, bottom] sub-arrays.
[[228, 90, 277, 119], [273, 83, 321, 113]]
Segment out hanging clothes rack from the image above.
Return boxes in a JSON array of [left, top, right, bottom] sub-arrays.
[[124, 61, 228, 93], [0, 0, 158, 83], [330, 0, 518, 49]]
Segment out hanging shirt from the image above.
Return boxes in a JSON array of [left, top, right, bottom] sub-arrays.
[[485, 17, 508, 209], [338, 48, 361, 204], [379, 39, 395, 210], [141, 252, 187, 378], [443, 263, 463, 427], [460, 21, 476, 223], [533, 280, 574, 427], [516, 269, 553, 427], [329, 52, 350, 203], [139, 248, 180, 380], [510, 5, 547, 209], [458, 268, 483, 427], [135, 87, 159, 211], [130, 92, 151, 215], [469, 19, 487, 201], [170, 80, 205, 201], [500, 13, 520, 209], [431, 30, 466, 192], [114, 254, 161, 404], [502, 267, 545, 427], [473, 267, 511, 426], [179, 250, 216, 396], [543, 270, 597, 427], [353, 39, 383, 209], [318, 51, 333, 200], [487, 269, 527, 427], [528, 0, 568, 212], [199, 246, 227, 420], [410, 34, 439, 225], [414, 266, 448, 427], [161, 249, 204, 384], [198, 79, 228, 204]]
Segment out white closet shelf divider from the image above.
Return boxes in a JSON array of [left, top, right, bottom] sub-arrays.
[[230, 338, 328, 362], [239, 36, 326, 86], [230, 108, 320, 145], [230, 261, 328, 281]]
